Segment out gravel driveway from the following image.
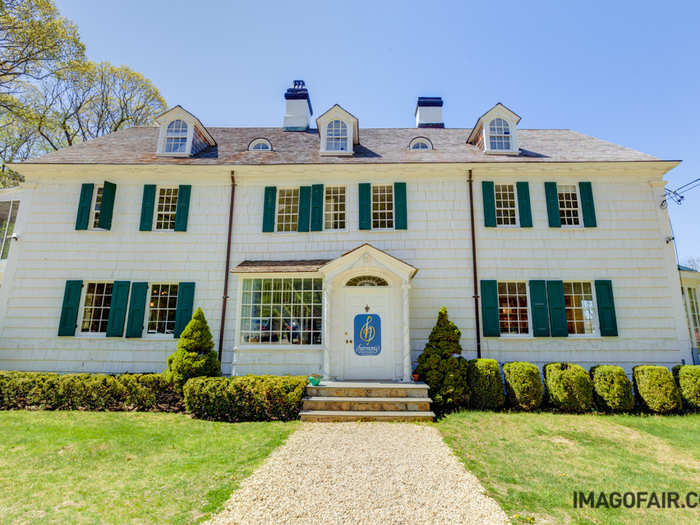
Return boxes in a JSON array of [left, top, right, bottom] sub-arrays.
[[206, 422, 509, 525]]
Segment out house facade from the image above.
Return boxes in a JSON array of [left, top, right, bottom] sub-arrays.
[[680, 265, 700, 363], [0, 81, 692, 378]]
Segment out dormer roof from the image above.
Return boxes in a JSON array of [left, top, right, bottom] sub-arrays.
[[155, 105, 217, 150], [315, 104, 360, 145], [466, 102, 521, 144]]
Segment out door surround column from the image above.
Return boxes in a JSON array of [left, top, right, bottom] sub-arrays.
[[402, 281, 412, 382]]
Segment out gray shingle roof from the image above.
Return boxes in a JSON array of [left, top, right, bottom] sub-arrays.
[[20, 126, 663, 165], [232, 260, 331, 273]]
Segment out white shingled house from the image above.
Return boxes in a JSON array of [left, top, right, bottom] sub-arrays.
[[0, 81, 693, 380]]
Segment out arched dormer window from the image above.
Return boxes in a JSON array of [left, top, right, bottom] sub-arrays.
[[488, 118, 511, 151], [248, 138, 272, 151], [326, 120, 348, 152], [409, 137, 433, 150], [165, 120, 188, 153]]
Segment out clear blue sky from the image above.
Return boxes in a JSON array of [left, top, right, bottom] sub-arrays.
[[56, 0, 699, 262]]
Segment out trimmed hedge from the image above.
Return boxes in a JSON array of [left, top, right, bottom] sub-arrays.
[[502, 361, 543, 411], [590, 365, 634, 413], [0, 371, 182, 411], [672, 365, 700, 411], [183, 375, 307, 422], [543, 363, 593, 413], [467, 358, 505, 410], [633, 366, 681, 414]]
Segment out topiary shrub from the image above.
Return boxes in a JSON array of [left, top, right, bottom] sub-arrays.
[[590, 365, 634, 413], [414, 307, 470, 416], [163, 307, 221, 391], [467, 358, 504, 410], [543, 362, 593, 413], [502, 361, 543, 411], [672, 365, 700, 411], [633, 366, 681, 414]]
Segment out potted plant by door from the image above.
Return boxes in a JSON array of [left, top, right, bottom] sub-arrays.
[[308, 374, 322, 386], [412, 371, 420, 382]]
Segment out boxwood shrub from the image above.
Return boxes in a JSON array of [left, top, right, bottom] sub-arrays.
[[502, 361, 543, 411], [0, 371, 182, 411], [467, 358, 505, 410], [672, 365, 700, 412], [633, 366, 681, 414], [590, 365, 634, 413], [543, 363, 593, 413], [183, 375, 307, 422]]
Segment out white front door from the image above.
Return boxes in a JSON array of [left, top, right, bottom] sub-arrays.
[[343, 288, 394, 380]]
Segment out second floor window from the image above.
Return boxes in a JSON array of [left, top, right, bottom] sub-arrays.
[[495, 184, 517, 226], [276, 188, 299, 232], [372, 184, 394, 229], [324, 186, 346, 230], [0, 200, 19, 259], [165, 120, 188, 153], [91, 186, 103, 228], [156, 187, 179, 231], [326, 120, 348, 152], [558, 184, 581, 226]]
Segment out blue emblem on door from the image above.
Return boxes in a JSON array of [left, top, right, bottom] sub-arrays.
[[354, 314, 381, 356]]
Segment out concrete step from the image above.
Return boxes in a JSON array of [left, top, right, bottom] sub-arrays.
[[306, 382, 429, 399], [299, 410, 435, 422], [303, 396, 432, 412]]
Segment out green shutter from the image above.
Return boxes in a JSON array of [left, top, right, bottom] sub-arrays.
[[262, 186, 277, 232], [310, 184, 324, 231], [97, 181, 116, 230], [481, 280, 500, 337], [297, 186, 311, 232], [547, 280, 568, 337], [58, 280, 83, 336], [529, 280, 550, 337], [482, 181, 497, 227], [174, 184, 191, 232], [174, 282, 195, 338], [595, 280, 618, 336], [106, 281, 130, 337], [359, 183, 371, 230], [545, 182, 561, 228], [139, 185, 156, 231], [394, 182, 407, 230], [516, 181, 532, 227], [579, 182, 597, 227], [75, 184, 94, 230], [125, 282, 148, 338]]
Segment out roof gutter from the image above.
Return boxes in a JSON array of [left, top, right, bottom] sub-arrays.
[[218, 172, 236, 362]]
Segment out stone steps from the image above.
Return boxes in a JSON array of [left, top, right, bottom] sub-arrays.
[[301, 381, 434, 422]]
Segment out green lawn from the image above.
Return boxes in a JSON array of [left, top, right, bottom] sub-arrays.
[[0, 411, 297, 524], [438, 412, 700, 525]]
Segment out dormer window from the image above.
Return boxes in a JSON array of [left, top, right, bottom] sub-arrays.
[[409, 137, 433, 150], [165, 120, 188, 153], [488, 118, 511, 151], [326, 120, 348, 152], [249, 138, 272, 151]]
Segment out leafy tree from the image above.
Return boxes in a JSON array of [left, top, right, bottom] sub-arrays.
[[414, 307, 470, 416], [164, 307, 221, 391]]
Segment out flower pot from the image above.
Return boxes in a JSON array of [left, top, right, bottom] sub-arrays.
[[308, 375, 321, 386], [412, 373, 420, 382]]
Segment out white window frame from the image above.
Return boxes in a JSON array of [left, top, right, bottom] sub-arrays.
[[494, 183, 519, 228], [563, 280, 598, 337], [77, 281, 114, 337], [409, 137, 433, 151], [321, 119, 352, 155], [154, 186, 179, 232], [497, 281, 531, 337], [275, 187, 300, 233], [323, 185, 346, 231], [145, 282, 179, 338], [371, 183, 395, 230], [683, 286, 700, 347], [487, 118, 512, 151], [236, 276, 323, 347], [557, 183, 583, 229], [88, 185, 104, 230], [0, 200, 20, 260], [248, 138, 272, 151], [164, 119, 188, 154], [483, 116, 518, 154]]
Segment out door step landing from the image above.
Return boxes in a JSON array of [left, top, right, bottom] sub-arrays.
[[300, 381, 434, 422]]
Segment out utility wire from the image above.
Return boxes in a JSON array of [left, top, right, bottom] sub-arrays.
[[661, 177, 700, 208]]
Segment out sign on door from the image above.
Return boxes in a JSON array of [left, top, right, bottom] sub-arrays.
[[354, 314, 381, 356]]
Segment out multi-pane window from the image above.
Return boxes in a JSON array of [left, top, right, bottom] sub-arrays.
[[80, 282, 113, 334], [91, 186, 104, 228], [498, 282, 529, 334], [495, 184, 517, 226], [684, 287, 700, 345], [147, 283, 179, 335], [165, 119, 188, 153], [372, 185, 394, 229], [564, 281, 595, 335], [0, 200, 20, 260], [558, 184, 581, 226], [489, 118, 511, 150], [156, 187, 178, 231], [324, 186, 346, 230], [240, 278, 322, 345], [325, 120, 348, 152], [276, 188, 299, 232]]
